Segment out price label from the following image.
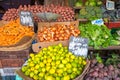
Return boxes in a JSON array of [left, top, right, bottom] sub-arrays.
[[91, 19, 104, 26], [19, 11, 34, 27], [106, 0, 115, 10], [69, 36, 88, 57]]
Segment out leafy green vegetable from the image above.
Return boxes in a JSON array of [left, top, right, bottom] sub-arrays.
[[111, 28, 120, 41], [105, 54, 120, 66], [78, 6, 102, 21], [79, 23, 119, 49], [96, 53, 103, 63]]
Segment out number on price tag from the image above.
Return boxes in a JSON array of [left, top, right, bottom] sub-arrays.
[[19, 11, 34, 27], [106, 0, 115, 10], [69, 36, 88, 57], [91, 19, 104, 26]]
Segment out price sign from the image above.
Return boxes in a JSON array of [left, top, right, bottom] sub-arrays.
[[91, 19, 104, 26], [19, 11, 34, 27], [106, 0, 115, 10], [69, 36, 88, 57]]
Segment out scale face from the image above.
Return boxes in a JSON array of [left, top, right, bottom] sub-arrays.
[[106, 0, 115, 10]]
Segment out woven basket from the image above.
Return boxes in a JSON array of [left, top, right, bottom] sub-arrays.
[[75, 60, 90, 80], [16, 60, 90, 80], [0, 35, 35, 51]]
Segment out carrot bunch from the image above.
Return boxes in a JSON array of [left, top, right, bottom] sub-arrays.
[[0, 19, 34, 46]]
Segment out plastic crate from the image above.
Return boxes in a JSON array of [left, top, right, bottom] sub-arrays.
[[0, 67, 20, 80], [1, 75, 16, 80]]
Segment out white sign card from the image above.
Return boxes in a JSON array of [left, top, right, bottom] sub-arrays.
[[19, 11, 34, 27], [69, 36, 88, 57]]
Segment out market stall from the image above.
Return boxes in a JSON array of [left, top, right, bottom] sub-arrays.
[[0, 0, 120, 80]]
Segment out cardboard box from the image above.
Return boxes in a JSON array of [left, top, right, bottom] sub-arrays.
[[32, 40, 69, 53], [33, 21, 79, 53], [38, 20, 79, 32]]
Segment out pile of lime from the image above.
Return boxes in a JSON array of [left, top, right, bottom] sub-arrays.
[[21, 44, 86, 80]]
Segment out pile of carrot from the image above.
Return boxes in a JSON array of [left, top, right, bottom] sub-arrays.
[[0, 19, 34, 46]]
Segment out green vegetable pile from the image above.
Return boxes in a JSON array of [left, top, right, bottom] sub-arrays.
[[106, 53, 120, 66], [79, 23, 120, 49], [111, 28, 120, 41], [78, 6, 102, 21]]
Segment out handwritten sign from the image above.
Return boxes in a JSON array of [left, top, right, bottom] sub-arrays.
[[19, 11, 34, 27], [69, 36, 88, 57]]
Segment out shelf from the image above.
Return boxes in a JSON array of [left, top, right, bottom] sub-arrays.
[[89, 46, 120, 50], [77, 19, 88, 22], [73, 6, 84, 9]]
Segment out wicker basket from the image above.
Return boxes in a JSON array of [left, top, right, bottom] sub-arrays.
[[75, 60, 90, 80], [16, 60, 90, 80], [0, 35, 35, 51]]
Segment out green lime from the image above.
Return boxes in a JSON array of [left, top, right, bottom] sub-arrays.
[[45, 76, 55, 80], [56, 60, 61, 65], [56, 77, 61, 80], [29, 53, 34, 58], [51, 61, 56, 66], [35, 64, 40, 69], [52, 56, 56, 61], [29, 62, 34, 67], [58, 64, 64, 68], [25, 71, 29, 76], [30, 67, 35, 71], [73, 67, 77, 72], [42, 68, 46, 73], [71, 62, 78, 68], [63, 72, 68, 76], [46, 63, 51, 67], [49, 68, 55, 74], [66, 63, 72, 69], [30, 72, 34, 78], [33, 75, 38, 80], [63, 67, 67, 72], [21, 66, 27, 72], [38, 72, 44, 77], [46, 66, 51, 71], [56, 69, 63, 74], [62, 75, 70, 80], [43, 48, 47, 51], [70, 73, 77, 79], [47, 58, 52, 63], [38, 67, 42, 72], [58, 43, 62, 47], [34, 69, 39, 74], [70, 55, 75, 60], [67, 69, 72, 74], [43, 59, 47, 64], [39, 62, 45, 67]]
